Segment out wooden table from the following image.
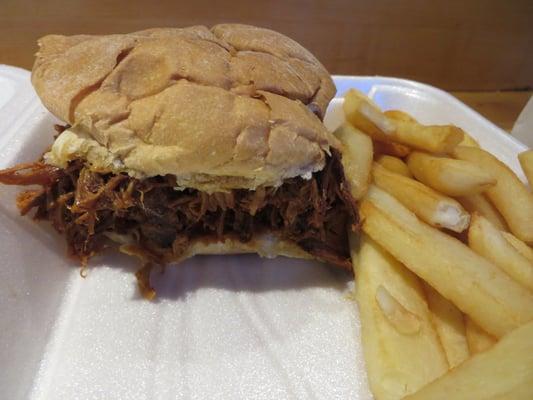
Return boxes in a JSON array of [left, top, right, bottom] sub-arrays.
[[1, 0, 531, 133], [452, 91, 531, 132]]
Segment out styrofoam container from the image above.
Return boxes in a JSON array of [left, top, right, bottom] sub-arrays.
[[0, 65, 528, 400]]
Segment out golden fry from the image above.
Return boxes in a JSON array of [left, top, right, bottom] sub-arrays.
[[344, 89, 464, 154], [372, 163, 470, 233], [458, 132, 480, 148], [465, 316, 496, 355], [343, 89, 394, 138], [376, 155, 412, 178], [457, 194, 508, 231], [384, 109, 417, 123], [352, 235, 448, 400], [407, 151, 496, 196], [423, 283, 470, 368], [518, 150, 533, 187], [403, 320, 533, 400], [453, 146, 533, 244], [333, 123, 373, 200], [373, 140, 411, 158], [501, 231, 533, 263], [361, 186, 533, 338], [468, 213, 533, 291]]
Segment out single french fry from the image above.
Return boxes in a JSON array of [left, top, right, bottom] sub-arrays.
[[352, 234, 448, 400], [518, 150, 533, 187], [343, 89, 393, 138], [423, 283, 470, 368], [376, 155, 412, 178], [384, 109, 417, 123], [465, 316, 496, 355], [386, 119, 463, 154], [468, 213, 533, 291], [344, 89, 464, 154], [458, 132, 480, 148], [372, 140, 411, 158], [372, 163, 470, 232], [333, 123, 373, 200], [457, 194, 508, 231], [403, 320, 533, 400], [361, 185, 533, 338], [453, 146, 533, 244], [384, 109, 481, 153], [407, 152, 496, 196], [501, 231, 533, 263]]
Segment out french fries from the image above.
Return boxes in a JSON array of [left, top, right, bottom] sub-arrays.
[[339, 88, 533, 400], [453, 146, 533, 244], [360, 186, 533, 338], [465, 317, 496, 355], [384, 109, 417, 123], [468, 213, 533, 292], [518, 149, 533, 187], [352, 235, 448, 400], [501, 231, 533, 263], [344, 89, 464, 154], [343, 89, 394, 138], [372, 140, 411, 158], [403, 320, 533, 400], [383, 106, 479, 152], [372, 163, 470, 233], [457, 194, 508, 231], [423, 283, 470, 368], [390, 120, 464, 154], [332, 123, 373, 200], [458, 132, 480, 148], [407, 152, 496, 196], [376, 155, 412, 178]]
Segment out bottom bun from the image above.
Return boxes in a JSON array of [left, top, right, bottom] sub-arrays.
[[114, 232, 313, 265], [181, 234, 314, 261], [114, 233, 318, 299]]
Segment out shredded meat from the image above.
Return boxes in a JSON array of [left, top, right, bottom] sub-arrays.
[[0, 149, 358, 269]]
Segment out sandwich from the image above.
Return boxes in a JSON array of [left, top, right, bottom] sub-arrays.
[[0, 24, 358, 298]]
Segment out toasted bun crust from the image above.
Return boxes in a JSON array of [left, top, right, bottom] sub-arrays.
[[33, 25, 337, 191], [117, 233, 313, 264], [177, 235, 313, 261]]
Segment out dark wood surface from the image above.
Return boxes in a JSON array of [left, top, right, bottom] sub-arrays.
[[2, 0, 532, 90], [453, 91, 531, 132], [0, 0, 531, 131]]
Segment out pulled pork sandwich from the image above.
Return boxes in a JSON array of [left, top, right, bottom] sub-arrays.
[[0, 24, 358, 297]]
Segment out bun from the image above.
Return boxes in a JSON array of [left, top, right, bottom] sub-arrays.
[[33, 25, 337, 191], [117, 233, 313, 263], [174, 234, 313, 261]]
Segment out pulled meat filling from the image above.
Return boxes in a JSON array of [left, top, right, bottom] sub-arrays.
[[0, 149, 358, 269]]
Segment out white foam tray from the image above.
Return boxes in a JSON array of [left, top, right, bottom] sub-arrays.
[[0, 65, 528, 400]]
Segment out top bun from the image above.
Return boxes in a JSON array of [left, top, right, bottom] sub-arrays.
[[32, 24, 337, 191]]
